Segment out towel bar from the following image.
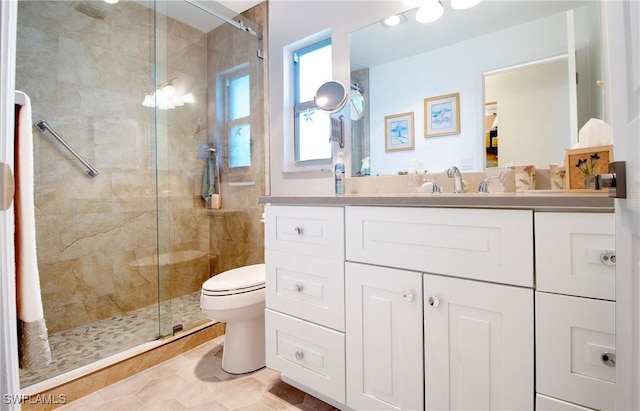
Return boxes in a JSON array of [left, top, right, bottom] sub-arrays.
[[34, 120, 99, 178]]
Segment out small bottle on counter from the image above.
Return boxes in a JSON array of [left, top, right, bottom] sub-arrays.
[[334, 151, 345, 195]]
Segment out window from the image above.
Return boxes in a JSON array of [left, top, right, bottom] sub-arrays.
[[221, 67, 251, 168], [293, 39, 332, 162]]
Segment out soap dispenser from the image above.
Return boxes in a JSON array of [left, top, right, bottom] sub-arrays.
[[407, 158, 417, 193]]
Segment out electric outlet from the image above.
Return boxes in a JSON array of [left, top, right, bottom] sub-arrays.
[[460, 157, 474, 170]]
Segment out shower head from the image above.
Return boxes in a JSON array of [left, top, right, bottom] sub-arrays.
[[74, 3, 107, 20]]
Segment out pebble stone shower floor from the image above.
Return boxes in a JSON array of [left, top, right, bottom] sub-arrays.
[[20, 291, 208, 387]]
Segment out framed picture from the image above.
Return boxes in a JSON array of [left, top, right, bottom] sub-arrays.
[[385, 112, 415, 152], [565, 144, 613, 191], [424, 92, 460, 137]]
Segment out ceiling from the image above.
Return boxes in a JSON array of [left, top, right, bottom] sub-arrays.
[[350, 0, 589, 71], [138, 0, 263, 33]]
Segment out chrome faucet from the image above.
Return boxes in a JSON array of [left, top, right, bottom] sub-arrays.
[[446, 166, 463, 193]]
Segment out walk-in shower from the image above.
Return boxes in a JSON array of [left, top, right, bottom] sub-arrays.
[[14, 0, 265, 389]]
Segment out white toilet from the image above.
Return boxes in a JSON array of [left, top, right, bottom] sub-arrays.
[[200, 263, 266, 374]]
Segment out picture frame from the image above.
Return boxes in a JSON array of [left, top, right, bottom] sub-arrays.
[[385, 112, 415, 152], [565, 144, 614, 191], [424, 92, 460, 137]]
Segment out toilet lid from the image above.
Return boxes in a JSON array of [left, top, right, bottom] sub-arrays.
[[202, 263, 265, 295]]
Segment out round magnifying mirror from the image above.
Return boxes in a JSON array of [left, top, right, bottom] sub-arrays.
[[350, 89, 365, 121], [314, 81, 348, 112]]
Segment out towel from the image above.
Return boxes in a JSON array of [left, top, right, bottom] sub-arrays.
[[14, 90, 51, 370], [201, 149, 220, 209]]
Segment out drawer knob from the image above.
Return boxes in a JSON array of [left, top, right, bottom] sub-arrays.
[[294, 350, 304, 360], [428, 296, 440, 307], [601, 351, 616, 367], [403, 290, 414, 302], [294, 283, 303, 292], [294, 226, 303, 235], [600, 251, 616, 266]]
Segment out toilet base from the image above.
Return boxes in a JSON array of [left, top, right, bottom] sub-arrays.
[[222, 316, 266, 374]]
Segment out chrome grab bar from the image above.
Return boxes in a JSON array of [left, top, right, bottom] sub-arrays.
[[34, 120, 99, 178]]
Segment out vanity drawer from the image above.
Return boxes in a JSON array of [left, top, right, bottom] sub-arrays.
[[345, 206, 533, 287], [535, 212, 615, 300], [266, 250, 344, 331], [536, 394, 597, 411], [536, 291, 615, 411], [265, 309, 345, 404], [265, 205, 344, 259]]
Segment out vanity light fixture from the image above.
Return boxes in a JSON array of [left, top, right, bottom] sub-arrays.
[[103, 0, 119, 4], [142, 78, 195, 110], [450, 0, 482, 10], [415, 0, 444, 23]]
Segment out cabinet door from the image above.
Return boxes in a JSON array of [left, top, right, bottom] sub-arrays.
[[345, 262, 423, 410], [424, 274, 534, 410]]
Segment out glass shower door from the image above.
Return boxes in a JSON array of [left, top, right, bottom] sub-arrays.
[[15, 0, 167, 386]]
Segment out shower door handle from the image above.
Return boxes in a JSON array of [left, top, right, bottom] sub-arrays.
[[0, 162, 14, 210]]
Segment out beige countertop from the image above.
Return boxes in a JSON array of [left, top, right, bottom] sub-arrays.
[[258, 192, 615, 212]]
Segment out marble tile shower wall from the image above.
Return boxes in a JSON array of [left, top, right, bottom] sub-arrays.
[[206, 3, 267, 275], [16, 1, 210, 334]]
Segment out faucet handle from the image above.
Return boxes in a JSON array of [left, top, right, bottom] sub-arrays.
[[478, 172, 505, 193], [418, 178, 442, 194]]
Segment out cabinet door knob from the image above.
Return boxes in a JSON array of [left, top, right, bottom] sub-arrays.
[[294, 283, 303, 292], [294, 350, 304, 360], [600, 251, 616, 266], [294, 226, 302, 235], [601, 351, 616, 367], [403, 290, 414, 302], [428, 296, 440, 307]]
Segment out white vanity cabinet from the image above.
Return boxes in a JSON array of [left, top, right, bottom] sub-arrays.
[[264, 205, 346, 405], [263, 203, 614, 411], [424, 274, 534, 410], [345, 262, 424, 410], [534, 212, 616, 411], [345, 206, 535, 411]]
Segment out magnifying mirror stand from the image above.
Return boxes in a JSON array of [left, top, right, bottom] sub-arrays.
[[330, 115, 345, 148]]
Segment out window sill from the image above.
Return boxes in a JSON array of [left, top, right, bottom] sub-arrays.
[[282, 169, 333, 179]]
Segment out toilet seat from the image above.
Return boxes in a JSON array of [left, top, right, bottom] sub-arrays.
[[202, 263, 265, 297]]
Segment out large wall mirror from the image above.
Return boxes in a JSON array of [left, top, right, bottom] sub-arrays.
[[349, 0, 603, 176]]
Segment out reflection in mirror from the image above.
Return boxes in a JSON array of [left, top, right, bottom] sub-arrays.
[[484, 57, 571, 169], [350, 1, 603, 176], [350, 88, 365, 121]]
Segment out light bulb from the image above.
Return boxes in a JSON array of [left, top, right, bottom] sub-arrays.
[[416, 0, 443, 23], [142, 93, 155, 107], [451, 0, 482, 10], [383, 15, 402, 27]]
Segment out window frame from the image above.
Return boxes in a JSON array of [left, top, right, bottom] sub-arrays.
[[219, 64, 252, 170], [292, 38, 332, 164]]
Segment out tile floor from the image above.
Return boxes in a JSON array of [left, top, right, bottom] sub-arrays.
[[58, 335, 338, 411], [21, 292, 209, 387]]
